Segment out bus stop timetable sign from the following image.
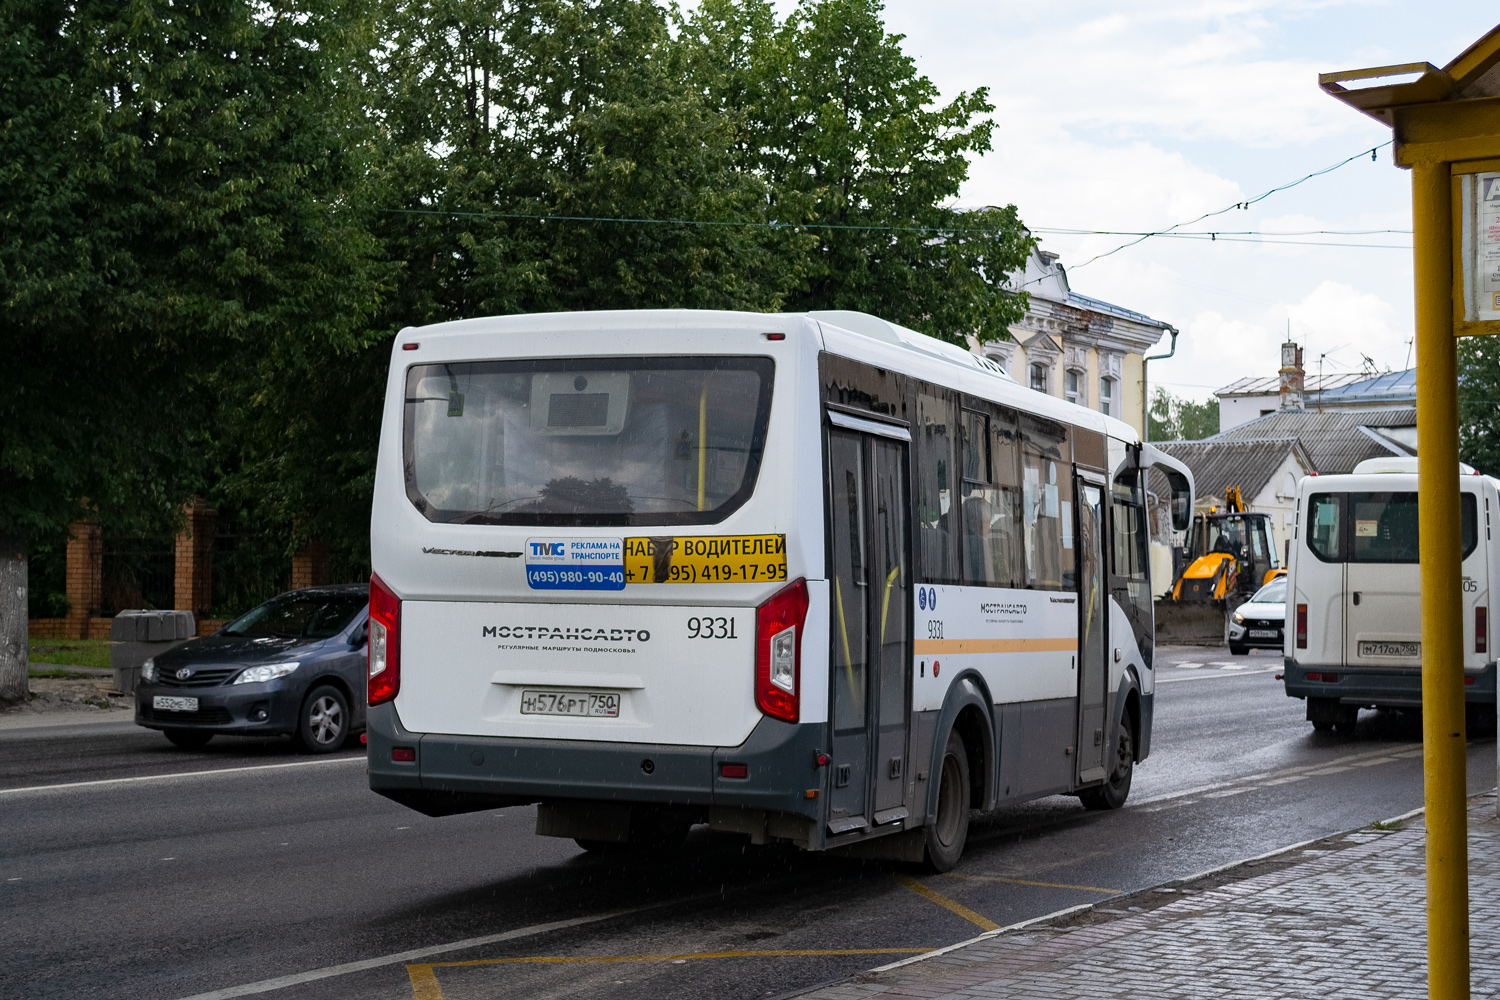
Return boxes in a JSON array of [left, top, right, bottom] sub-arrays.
[[525, 537, 626, 590], [625, 535, 787, 584]]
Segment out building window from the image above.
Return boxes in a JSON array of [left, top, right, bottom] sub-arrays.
[[1099, 376, 1114, 417], [1029, 363, 1048, 394], [1064, 370, 1082, 406]]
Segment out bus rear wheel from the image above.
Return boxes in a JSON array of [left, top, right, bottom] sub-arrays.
[[923, 730, 971, 873]]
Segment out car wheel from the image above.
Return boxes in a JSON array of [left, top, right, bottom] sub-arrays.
[[1229, 643, 1249, 656], [1311, 719, 1335, 733], [296, 685, 349, 754], [164, 728, 213, 750], [1079, 711, 1135, 811], [922, 730, 971, 873]]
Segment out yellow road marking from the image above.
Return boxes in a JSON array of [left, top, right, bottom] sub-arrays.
[[894, 874, 1000, 930], [943, 872, 1121, 894], [913, 638, 1077, 655], [405, 949, 931, 1000]]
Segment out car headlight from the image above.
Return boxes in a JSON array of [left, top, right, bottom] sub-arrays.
[[233, 662, 301, 685], [140, 658, 156, 683], [1231, 613, 1245, 624]]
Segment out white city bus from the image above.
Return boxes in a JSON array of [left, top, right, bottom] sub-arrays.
[[366, 309, 1194, 869], [1282, 456, 1498, 733]]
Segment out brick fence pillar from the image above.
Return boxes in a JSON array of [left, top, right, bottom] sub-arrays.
[[174, 501, 217, 619], [65, 520, 102, 639], [290, 540, 332, 590]]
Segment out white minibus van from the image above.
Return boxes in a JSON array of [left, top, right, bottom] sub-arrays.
[[365, 309, 1193, 869], [1282, 457, 1498, 733]]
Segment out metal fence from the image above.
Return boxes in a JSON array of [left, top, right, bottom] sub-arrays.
[[211, 534, 291, 621], [101, 537, 175, 616]]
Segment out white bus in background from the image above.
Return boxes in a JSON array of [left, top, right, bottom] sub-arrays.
[[1282, 457, 1499, 734], [365, 309, 1194, 870]]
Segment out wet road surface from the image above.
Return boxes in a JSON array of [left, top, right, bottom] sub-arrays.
[[2, 645, 1493, 1000]]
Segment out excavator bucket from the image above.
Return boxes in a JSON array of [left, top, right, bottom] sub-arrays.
[[1154, 599, 1229, 645]]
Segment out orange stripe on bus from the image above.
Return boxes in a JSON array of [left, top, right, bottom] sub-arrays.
[[912, 638, 1077, 654]]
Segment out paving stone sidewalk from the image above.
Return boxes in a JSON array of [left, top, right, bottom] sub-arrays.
[[806, 793, 1500, 1000]]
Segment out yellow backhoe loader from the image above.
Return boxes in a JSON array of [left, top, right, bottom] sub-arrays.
[[1157, 487, 1283, 645]]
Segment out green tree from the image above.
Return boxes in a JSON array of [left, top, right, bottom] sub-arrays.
[[1458, 335, 1500, 476], [0, 0, 386, 703], [679, 0, 1032, 345], [1149, 388, 1219, 441]]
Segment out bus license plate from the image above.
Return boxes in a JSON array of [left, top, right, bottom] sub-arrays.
[[153, 696, 199, 712], [1248, 629, 1279, 639], [1359, 641, 1420, 657], [520, 690, 620, 718]]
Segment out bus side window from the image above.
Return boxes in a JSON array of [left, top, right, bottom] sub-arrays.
[[959, 406, 1023, 588], [916, 389, 958, 584], [1308, 493, 1342, 562], [1019, 415, 1073, 590]]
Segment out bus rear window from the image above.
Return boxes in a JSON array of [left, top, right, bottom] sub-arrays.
[[403, 357, 774, 526], [1306, 491, 1478, 563]]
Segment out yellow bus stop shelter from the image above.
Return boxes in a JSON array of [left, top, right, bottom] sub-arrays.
[[1321, 23, 1500, 1000]]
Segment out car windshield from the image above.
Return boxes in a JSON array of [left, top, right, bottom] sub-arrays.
[[1250, 577, 1286, 604], [222, 592, 367, 640]]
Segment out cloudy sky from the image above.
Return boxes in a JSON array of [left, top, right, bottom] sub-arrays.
[[852, 1, 1495, 400]]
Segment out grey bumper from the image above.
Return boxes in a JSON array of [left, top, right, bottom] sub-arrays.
[[1282, 660, 1497, 707], [367, 702, 826, 821], [134, 681, 301, 735]]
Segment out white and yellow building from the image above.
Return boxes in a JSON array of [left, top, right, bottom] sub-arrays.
[[970, 247, 1176, 437]]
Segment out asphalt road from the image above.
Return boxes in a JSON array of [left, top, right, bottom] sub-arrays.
[[2, 646, 1494, 1000]]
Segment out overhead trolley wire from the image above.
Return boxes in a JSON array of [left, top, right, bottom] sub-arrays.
[[1067, 139, 1398, 268], [382, 140, 1404, 253]]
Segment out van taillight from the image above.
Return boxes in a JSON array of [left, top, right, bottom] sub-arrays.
[[1478, 607, 1488, 655], [369, 573, 401, 705], [755, 578, 809, 723], [1296, 604, 1307, 649]]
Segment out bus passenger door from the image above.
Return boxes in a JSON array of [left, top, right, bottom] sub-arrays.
[[1075, 477, 1109, 783], [826, 426, 912, 836]]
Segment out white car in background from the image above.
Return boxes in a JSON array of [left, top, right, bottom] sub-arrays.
[[1229, 576, 1286, 656]]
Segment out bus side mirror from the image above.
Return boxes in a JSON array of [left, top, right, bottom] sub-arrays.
[[1165, 470, 1193, 532]]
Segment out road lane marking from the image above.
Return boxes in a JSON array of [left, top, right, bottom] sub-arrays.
[[173, 909, 654, 1000], [0, 755, 365, 797], [943, 873, 1120, 894], [405, 949, 933, 1000], [894, 874, 999, 931], [1131, 743, 1419, 807], [1157, 667, 1280, 683]]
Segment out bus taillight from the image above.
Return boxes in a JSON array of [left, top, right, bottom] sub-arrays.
[[756, 578, 809, 723], [369, 573, 402, 706], [1295, 604, 1307, 649], [1478, 607, 1488, 655]]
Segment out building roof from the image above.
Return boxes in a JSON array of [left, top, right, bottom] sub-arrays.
[[1216, 371, 1375, 397], [1065, 290, 1173, 331], [1206, 406, 1415, 474], [1215, 368, 1417, 408], [1313, 369, 1416, 404], [1151, 438, 1311, 504]]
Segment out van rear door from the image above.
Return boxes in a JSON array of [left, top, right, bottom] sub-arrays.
[[1296, 490, 1346, 666], [1343, 491, 1422, 669]]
